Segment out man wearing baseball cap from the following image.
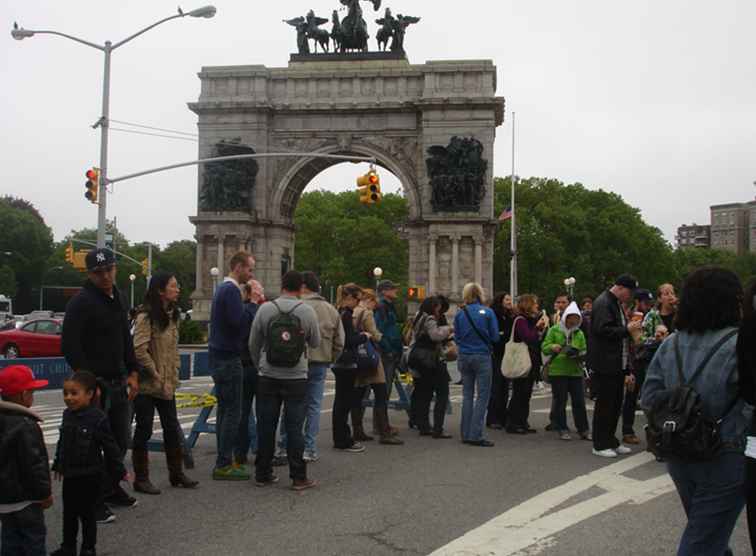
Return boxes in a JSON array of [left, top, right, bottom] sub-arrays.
[[589, 274, 643, 458], [374, 280, 403, 435], [0, 365, 53, 555], [61, 248, 140, 521]]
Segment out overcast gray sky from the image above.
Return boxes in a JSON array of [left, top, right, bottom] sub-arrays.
[[2, 0, 755, 246]]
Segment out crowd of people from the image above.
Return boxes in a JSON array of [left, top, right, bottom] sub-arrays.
[[1, 246, 755, 556]]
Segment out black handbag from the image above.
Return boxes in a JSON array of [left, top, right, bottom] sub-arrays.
[[407, 314, 439, 374]]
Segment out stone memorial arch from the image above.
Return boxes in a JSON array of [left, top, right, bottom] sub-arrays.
[[189, 56, 505, 320]]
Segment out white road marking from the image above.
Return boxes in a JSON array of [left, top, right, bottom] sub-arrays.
[[429, 452, 675, 556]]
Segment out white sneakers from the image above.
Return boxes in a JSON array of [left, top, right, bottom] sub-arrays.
[[592, 445, 633, 458]]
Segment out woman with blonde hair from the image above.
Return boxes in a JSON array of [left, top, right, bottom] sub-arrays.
[[352, 289, 403, 445], [331, 284, 370, 453], [453, 283, 499, 447], [506, 294, 548, 435]]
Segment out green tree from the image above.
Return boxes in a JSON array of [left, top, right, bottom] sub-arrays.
[[294, 190, 409, 296], [0, 266, 16, 297], [0, 198, 54, 312], [493, 177, 676, 303], [155, 240, 197, 310]]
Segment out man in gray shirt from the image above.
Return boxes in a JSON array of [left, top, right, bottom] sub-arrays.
[[249, 271, 320, 490]]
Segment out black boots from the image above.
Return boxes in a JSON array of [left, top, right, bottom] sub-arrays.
[[132, 448, 161, 495], [166, 446, 198, 489]]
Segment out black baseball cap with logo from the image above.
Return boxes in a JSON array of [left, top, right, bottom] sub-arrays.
[[634, 288, 654, 302], [85, 248, 116, 272]]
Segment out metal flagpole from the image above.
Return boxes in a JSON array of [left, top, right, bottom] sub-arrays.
[[510, 112, 518, 298]]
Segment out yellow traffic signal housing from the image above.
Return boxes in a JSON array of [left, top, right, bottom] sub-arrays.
[[64, 242, 75, 265], [141, 258, 149, 276], [357, 170, 382, 204], [407, 286, 426, 301], [85, 167, 100, 204]]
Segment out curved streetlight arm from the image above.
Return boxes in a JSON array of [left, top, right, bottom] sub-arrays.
[[111, 13, 183, 50], [16, 29, 104, 50]]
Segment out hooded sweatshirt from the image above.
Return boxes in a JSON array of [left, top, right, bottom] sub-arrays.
[[541, 302, 587, 378]]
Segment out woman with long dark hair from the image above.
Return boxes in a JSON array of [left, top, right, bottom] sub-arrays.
[[738, 279, 756, 550], [408, 296, 454, 437], [642, 267, 747, 554], [331, 283, 369, 453], [131, 271, 197, 494], [506, 294, 548, 435], [487, 292, 514, 430]]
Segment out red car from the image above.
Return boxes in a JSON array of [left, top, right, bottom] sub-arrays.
[[0, 319, 63, 359]]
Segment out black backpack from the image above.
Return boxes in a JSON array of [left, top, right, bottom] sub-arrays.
[[644, 329, 739, 461], [265, 300, 306, 368]]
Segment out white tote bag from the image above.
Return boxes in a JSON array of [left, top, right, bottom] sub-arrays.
[[501, 316, 533, 379]]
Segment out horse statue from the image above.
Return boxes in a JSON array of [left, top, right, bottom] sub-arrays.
[[375, 7, 395, 51], [331, 10, 344, 52], [338, 0, 381, 52], [306, 10, 330, 53]]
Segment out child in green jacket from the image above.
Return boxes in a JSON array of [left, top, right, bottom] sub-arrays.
[[542, 302, 590, 440]]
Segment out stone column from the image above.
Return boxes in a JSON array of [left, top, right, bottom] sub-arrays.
[[451, 234, 460, 298], [216, 234, 225, 276], [428, 234, 438, 294], [195, 237, 204, 293], [474, 236, 483, 285]]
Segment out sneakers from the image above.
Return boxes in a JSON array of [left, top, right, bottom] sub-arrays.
[[303, 451, 319, 463], [336, 443, 365, 453], [579, 431, 593, 441], [104, 487, 137, 508], [212, 465, 251, 481], [95, 505, 116, 524], [50, 546, 77, 556], [616, 444, 633, 455], [255, 475, 280, 487], [559, 431, 572, 441], [592, 448, 618, 458], [291, 478, 318, 491], [272, 450, 288, 467]]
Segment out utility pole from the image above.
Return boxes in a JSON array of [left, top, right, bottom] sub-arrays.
[[147, 243, 153, 285], [510, 112, 518, 298]]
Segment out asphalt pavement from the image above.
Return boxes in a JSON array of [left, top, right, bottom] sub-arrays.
[[31, 374, 751, 556]]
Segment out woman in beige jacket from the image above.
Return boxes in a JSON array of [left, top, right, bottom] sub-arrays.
[[352, 290, 403, 445], [131, 272, 197, 494]]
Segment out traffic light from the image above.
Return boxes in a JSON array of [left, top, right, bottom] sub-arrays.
[[64, 242, 74, 265], [141, 258, 149, 277], [407, 286, 426, 301], [357, 169, 382, 205], [85, 167, 100, 204]]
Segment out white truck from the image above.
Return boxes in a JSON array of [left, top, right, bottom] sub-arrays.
[[0, 294, 12, 323]]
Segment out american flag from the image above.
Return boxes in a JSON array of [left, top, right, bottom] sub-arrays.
[[498, 207, 512, 222]]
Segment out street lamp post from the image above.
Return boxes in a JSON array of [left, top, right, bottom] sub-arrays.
[[129, 274, 137, 308], [39, 266, 63, 310], [373, 267, 383, 291], [563, 277, 576, 300], [11, 5, 217, 248], [210, 267, 220, 294]]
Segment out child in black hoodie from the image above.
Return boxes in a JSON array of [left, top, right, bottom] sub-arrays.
[[51, 372, 127, 556]]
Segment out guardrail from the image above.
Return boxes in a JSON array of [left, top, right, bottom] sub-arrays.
[[0, 352, 199, 389]]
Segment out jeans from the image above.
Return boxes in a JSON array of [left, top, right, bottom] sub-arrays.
[[412, 365, 450, 433], [210, 354, 243, 469], [62, 475, 99, 551], [278, 362, 329, 454], [458, 353, 493, 442], [332, 367, 360, 448], [97, 380, 131, 500], [549, 376, 589, 433], [0, 504, 46, 556], [622, 366, 646, 435], [235, 361, 258, 461], [592, 373, 625, 451], [667, 451, 745, 556], [255, 377, 308, 482], [382, 353, 399, 399], [132, 395, 182, 451], [507, 373, 535, 430]]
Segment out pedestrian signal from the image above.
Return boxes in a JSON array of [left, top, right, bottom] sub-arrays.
[[357, 170, 382, 205], [407, 286, 426, 301], [85, 168, 100, 204]]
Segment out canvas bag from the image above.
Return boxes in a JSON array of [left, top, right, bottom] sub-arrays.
[[501, 316, 532, 379]]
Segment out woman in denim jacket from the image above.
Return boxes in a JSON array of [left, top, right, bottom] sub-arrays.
[[642, 267, 749, 556]]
